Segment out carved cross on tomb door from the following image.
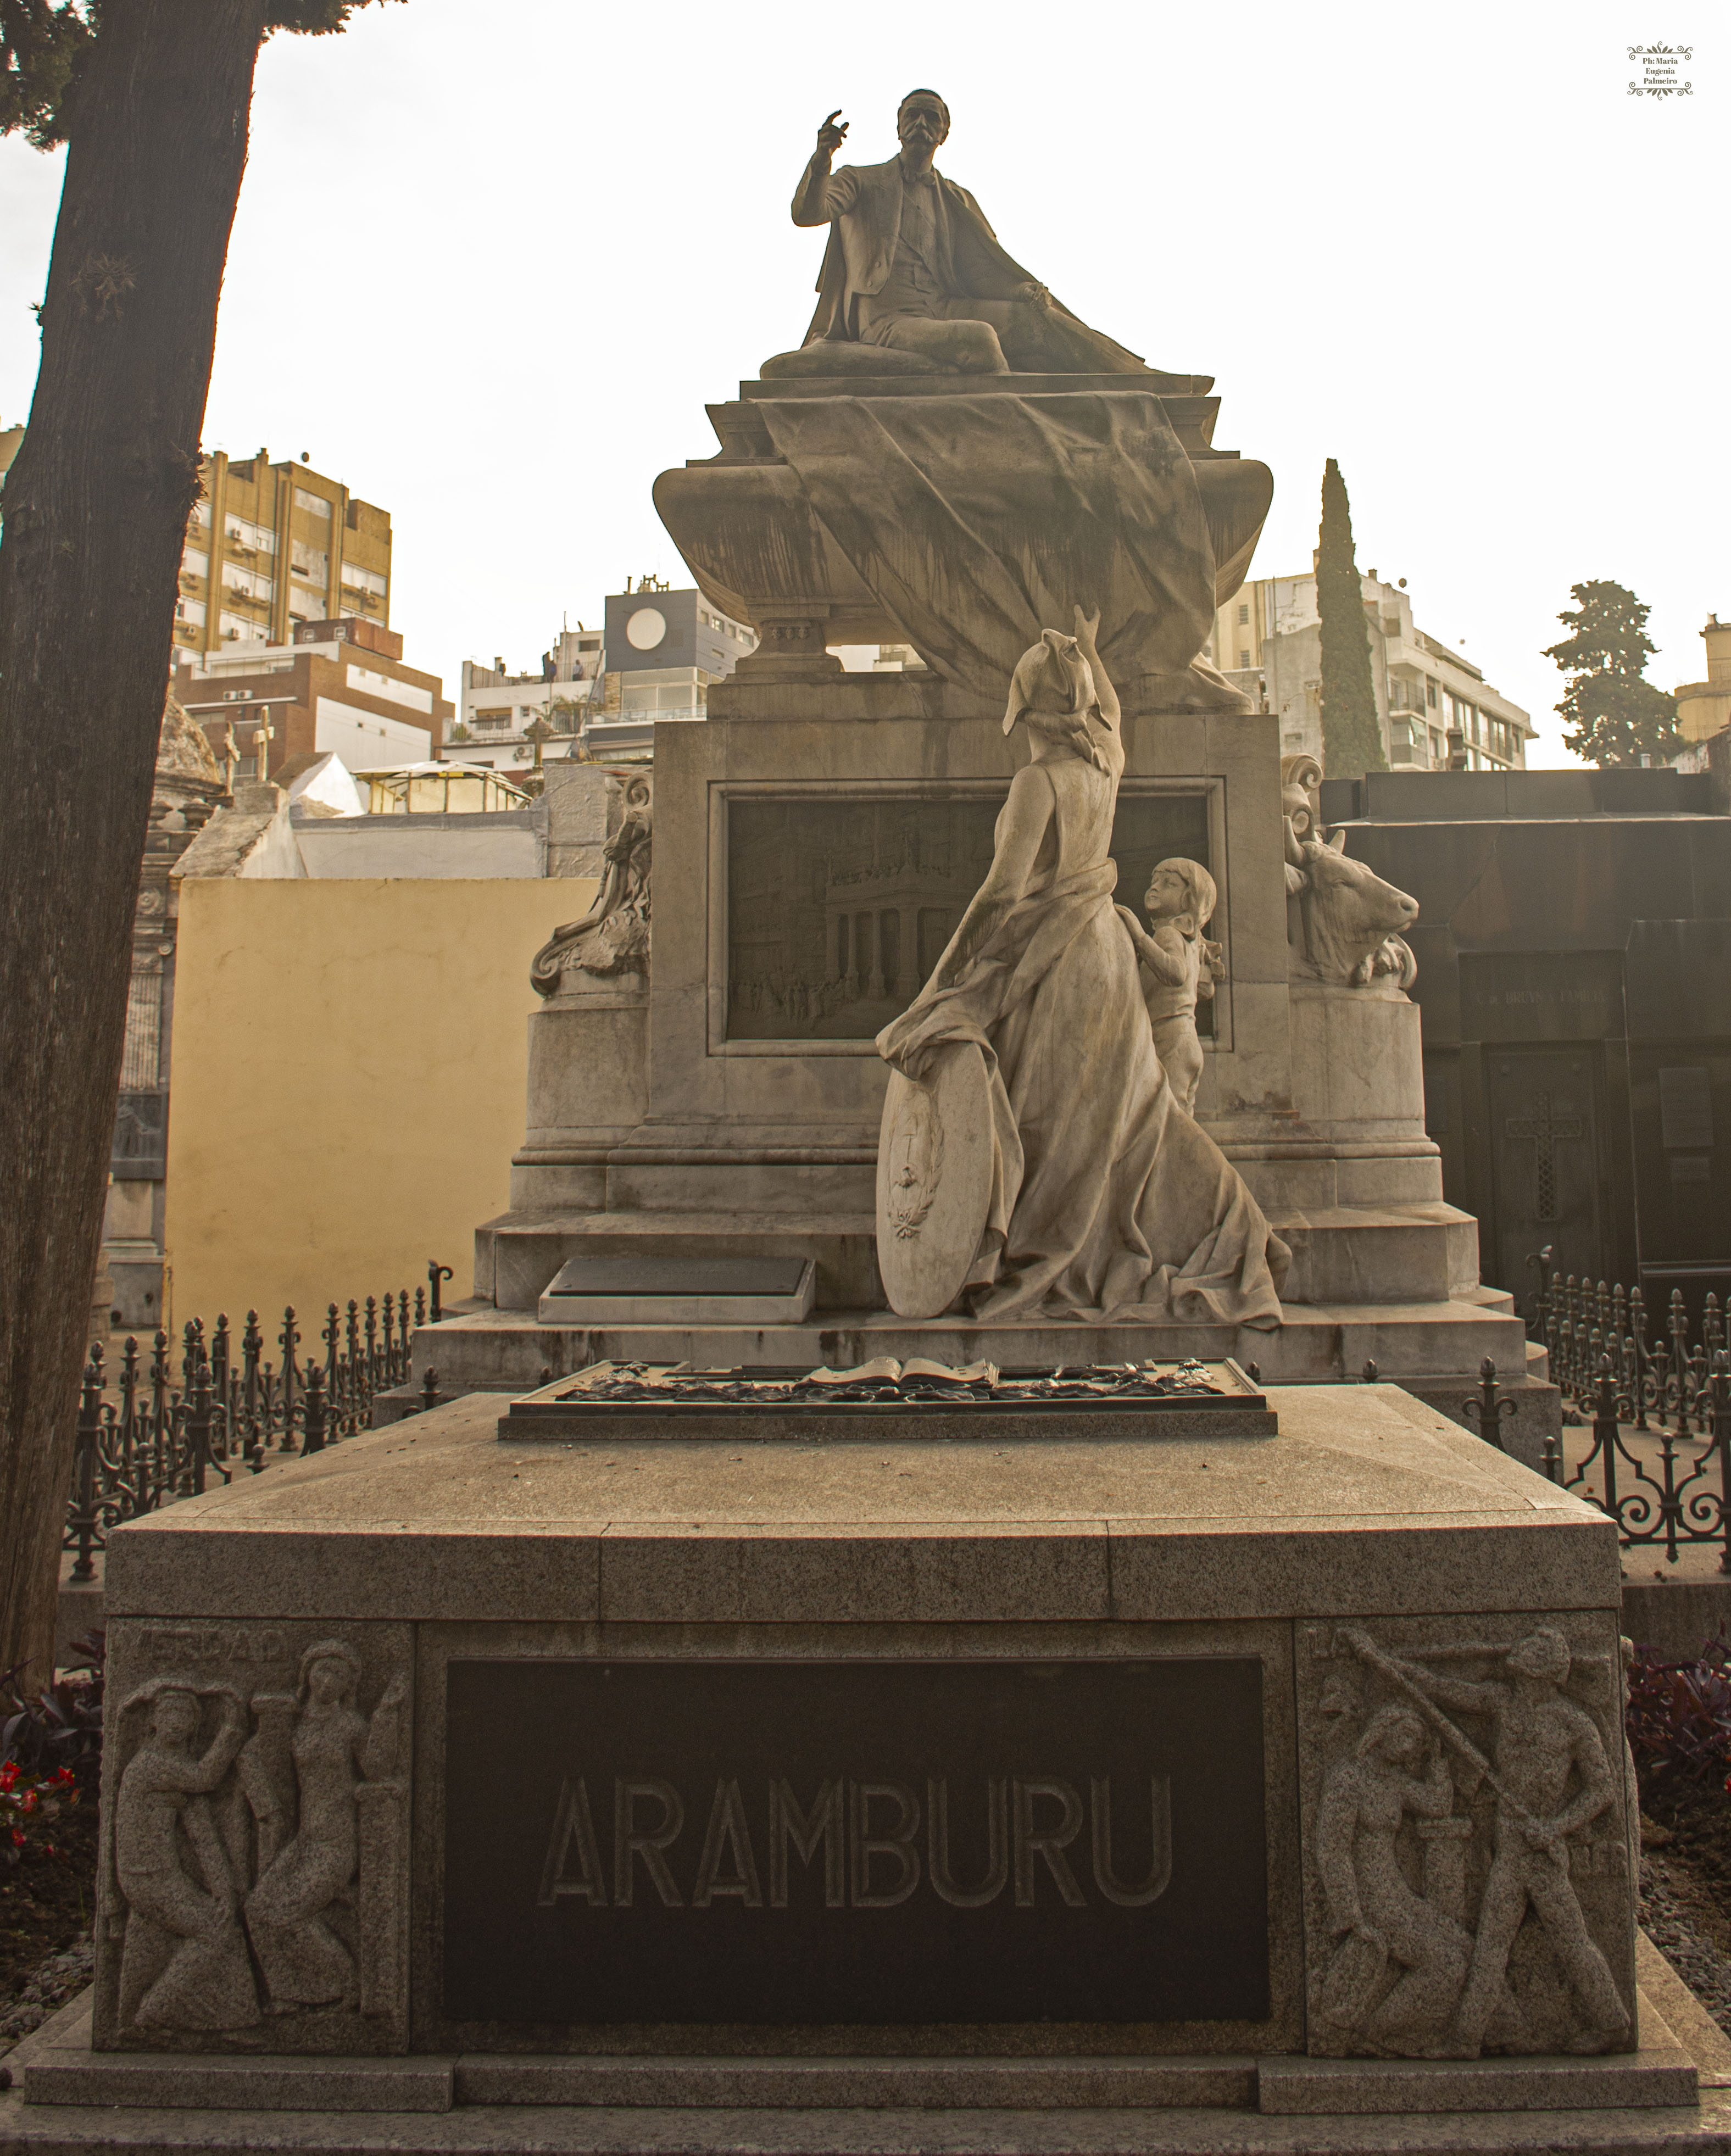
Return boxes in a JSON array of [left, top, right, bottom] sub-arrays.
[[1505, 1090, 1583, 1223]]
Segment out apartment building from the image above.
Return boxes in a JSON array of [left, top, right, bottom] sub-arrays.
[[174, 618, 452, 779], [453, 627, 608, 771], [172, 446, 392, 657], [1209, 571, 1533, 773], [446, 586, 758, 771], [1676, 614, 1731, 745]]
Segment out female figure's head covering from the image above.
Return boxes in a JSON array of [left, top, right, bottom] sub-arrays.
[[1003, 630, 1110, 771]]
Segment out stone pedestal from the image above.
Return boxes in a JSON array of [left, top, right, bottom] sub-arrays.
[[469, 675, 1527, 1389], [467, 364, 1530, 1401], [34, 1383, 1702, 2137]]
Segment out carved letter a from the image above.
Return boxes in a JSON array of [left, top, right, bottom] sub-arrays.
[[536, 1777, 608, 1907], [692, 1779, 764, 1908]]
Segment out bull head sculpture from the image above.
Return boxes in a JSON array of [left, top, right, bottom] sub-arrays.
[[1289, 829, 1419, 990]]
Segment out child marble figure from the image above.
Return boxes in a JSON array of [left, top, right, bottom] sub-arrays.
[[1116, 859, 1223, 1116]]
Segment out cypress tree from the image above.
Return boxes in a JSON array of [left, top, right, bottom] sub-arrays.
[[1315, 459, 1387, 777]]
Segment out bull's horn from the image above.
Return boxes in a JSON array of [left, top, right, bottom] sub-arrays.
[[1326, 829, 1346, 853], [1283, 816, 1306, 870]]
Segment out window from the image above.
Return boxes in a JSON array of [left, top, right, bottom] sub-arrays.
[[339, 562, 387, 597], [1238, 649, 1251, 669], [1237, 604, 1249, 626], [1426, 679, 1438, 708], [174, 598, 206, 626], [294, 486, 332, 519], [224, 516, 275, 555]]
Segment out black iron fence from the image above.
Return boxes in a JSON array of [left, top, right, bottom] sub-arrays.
[[64, 1261, 452, 1583], [1525, 1246, 1731, 1571]]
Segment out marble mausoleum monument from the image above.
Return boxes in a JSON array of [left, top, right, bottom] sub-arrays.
[[434, 90, 1535, 1419], [16, 87, 1728, 2156]]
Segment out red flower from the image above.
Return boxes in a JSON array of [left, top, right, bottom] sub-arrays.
[[8, 1828, 21, 1847]]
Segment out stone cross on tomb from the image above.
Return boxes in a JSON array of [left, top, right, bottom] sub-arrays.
[[1506, 1090, 1583, 1223]]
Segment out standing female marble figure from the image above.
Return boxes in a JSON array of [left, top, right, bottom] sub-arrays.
[[244, 1641, 404, 2010], [877, 609, 1286, 1324]]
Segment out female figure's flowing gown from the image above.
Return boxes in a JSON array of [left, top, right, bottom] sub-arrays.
[[877, 753, 1288, 1327]]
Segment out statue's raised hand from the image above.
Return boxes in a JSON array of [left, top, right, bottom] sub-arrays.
[[1072, 604, 1103, 658], [817, 109, 849, 156]]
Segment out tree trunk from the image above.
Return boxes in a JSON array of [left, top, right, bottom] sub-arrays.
[[0, 0, 266, 1692]]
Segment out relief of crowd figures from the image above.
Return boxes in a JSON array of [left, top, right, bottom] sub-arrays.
[[94, 1621, 413, 2053], [1297, 1615, 1638, 2059]]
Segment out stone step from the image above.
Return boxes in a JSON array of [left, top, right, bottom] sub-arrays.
[[410, 1296, 1536, 1391], [10, 1998, 1705, 2125], [1259, 2041, 1696, 2117], [480, 1206, 1483, 1318], [454, 2054, 1256, 2110], [1270, 1205, 1479, 1307]]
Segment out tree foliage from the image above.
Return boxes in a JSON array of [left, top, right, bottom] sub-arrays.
[[2, 0, 381, 148], [0, 0, 91, 147], [1544, 580, 1679, 768], [1315, 458, 1387, 779]]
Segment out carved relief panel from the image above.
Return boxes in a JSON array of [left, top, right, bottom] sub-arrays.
[[1295, 1613, 1637, 2060], [93, 1619, 413, 2053]]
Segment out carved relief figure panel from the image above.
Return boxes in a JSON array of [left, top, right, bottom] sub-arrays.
[[1295, 1614, 1637, 2060], [94, 1619, 413, 2053], [531, 772, 653, 998]]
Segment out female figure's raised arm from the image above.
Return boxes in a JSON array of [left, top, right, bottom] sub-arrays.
[[1072, 605, 1120, 732]]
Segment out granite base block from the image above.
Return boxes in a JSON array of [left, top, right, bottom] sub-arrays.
[[8, 1990, 1731, 2156], [79, 1384, 1662, 2116]]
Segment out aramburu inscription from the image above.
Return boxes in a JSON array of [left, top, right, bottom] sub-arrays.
[[442, 1658, 1268, 2027]]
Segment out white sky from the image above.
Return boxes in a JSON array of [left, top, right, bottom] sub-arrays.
[[1, 0, 1723, 766]]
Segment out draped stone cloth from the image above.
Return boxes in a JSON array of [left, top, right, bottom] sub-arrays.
[[757, 391, 1240, 709], [877, 755, 1289, 1327]]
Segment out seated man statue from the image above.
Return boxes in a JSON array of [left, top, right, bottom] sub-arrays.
[[793, 91, 1152, 376]]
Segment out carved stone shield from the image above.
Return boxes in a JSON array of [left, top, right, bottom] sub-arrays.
[[876, 1041, 994, 1319]]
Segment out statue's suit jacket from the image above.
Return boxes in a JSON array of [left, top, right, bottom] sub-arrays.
[[791, 153, 1142, 370]]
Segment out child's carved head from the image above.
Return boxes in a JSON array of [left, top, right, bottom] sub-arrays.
[[1144, 857, 1216, 937]]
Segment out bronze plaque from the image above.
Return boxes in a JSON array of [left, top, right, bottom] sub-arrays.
[[443, 1657, 1267, 2026], [725, 792, 1212, 1041]]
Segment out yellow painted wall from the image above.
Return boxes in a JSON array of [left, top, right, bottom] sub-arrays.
[[164, 878, 594, 1328]]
